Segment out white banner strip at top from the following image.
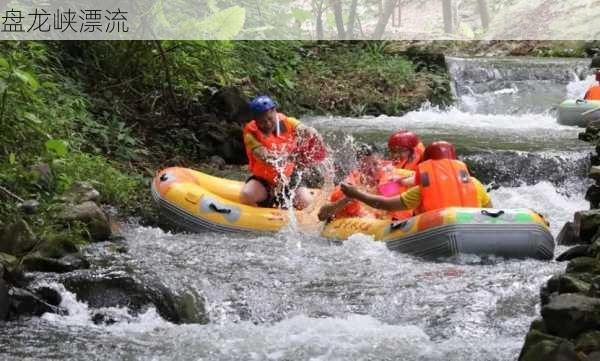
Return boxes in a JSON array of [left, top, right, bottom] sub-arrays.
[[0, 0, 599, 40]]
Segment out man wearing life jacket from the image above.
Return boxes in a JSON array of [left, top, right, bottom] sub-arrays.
[[584, 70, 600, 101], [240, 95, 320, 209], [387, 130, 425, 172], [340, 141, 492, 213], [318, 144, 412, 222]]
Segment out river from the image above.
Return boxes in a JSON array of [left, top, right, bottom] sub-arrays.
[[0, 57, 595, 361]]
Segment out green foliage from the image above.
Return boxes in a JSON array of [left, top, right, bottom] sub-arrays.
[[51, 153, 145, 207]]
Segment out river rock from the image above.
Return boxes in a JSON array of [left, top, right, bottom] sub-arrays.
[[566, 257, 600, 275], [519, 329, 578, 361], [0, 252, 19, 274], [590, 166, 600, 183], [575, 210, 600, 243], [587, 185, 600, 210], [18, 199, 40, 215], [22, 252, 89, 273], [8, 287, 63, 319], [61, 269, 208, 324], [35, 237, 79, 259], [0, 219, 37, 257], [556, 222, 581, 246], [556, 245, 589, 262], [56, 181, 100, 204], [56, 201, 111, 242], [209, 155, 226, 169], [541, 293, 600, 339], [576, 331, 600, 355], [208, 86, 251, 124], [542, 275, 591, 305]]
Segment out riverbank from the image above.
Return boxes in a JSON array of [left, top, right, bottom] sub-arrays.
[[518, 121, 600, 361]]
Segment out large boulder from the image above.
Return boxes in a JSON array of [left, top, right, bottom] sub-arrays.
[[0, 219, 37, 257], [56, 201, 111, 242], [575, 210, 600, 243], [61, 269, 208, 324], [541, 293, 600, 339], [556, 222, 581, 246]]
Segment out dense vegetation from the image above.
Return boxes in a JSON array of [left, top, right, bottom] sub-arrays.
[[0, 40, 451, 241]]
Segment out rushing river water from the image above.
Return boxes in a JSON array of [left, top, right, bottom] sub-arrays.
[[0, 57, 596, 361]]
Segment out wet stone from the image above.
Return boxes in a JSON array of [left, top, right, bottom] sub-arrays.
[[556, 222, 581, 246], [8, 287, 63, 319], [519, 329, 576, 361], [566, 257, 600, 275], [576, 331, 600, 355], [575, 210, 600, 243], [587, 185, 600, 209], [556, 245, 589, 262], [541, 293, 600, 339]]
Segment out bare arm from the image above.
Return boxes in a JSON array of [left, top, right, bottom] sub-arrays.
[[341, 183, 408, 211], [318, 197, 353, 222]]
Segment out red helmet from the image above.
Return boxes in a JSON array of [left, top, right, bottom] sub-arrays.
[[424, 141, 457, 160], [388, 131, 419, 151]]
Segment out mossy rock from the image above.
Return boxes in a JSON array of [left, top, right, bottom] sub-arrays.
[[0, 219, 37, 257], [566, 257, 600, 275], [35, 237, 80, 259], [0, 252, 19, 274], [576, 331, 600, 354], [519, 329, 574, 361]]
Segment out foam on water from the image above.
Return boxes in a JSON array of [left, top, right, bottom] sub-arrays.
[[491, 181, 588, 235]]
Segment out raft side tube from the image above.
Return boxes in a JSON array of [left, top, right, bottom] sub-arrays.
[[385, 223, 554, 260]]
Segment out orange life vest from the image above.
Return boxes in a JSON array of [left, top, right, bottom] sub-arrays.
[[585, 85, 600, 101], [243, 113, 297, 185], [415, 159, 478, 213], [394, 142, 425, 171]]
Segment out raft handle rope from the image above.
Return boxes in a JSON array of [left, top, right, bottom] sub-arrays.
[[209, 203, 232, 214], [481, 209, 504, 218]]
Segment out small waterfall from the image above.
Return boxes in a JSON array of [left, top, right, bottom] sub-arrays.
[[445, 56, 592, 114]]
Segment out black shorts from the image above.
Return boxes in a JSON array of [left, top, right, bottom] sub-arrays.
[[246, 174, 299, 208]]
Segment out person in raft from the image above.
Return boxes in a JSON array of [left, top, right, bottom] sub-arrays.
[[317, 144, 413, 222], [339, 141, 493, 214], [584, 69, 600, 101], [380, 130, 426, 191], [240, 95, 323, 209], [387, 130, 425, 172]]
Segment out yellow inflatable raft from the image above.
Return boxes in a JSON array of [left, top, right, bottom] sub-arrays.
[[151, 167, 555, 260]]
